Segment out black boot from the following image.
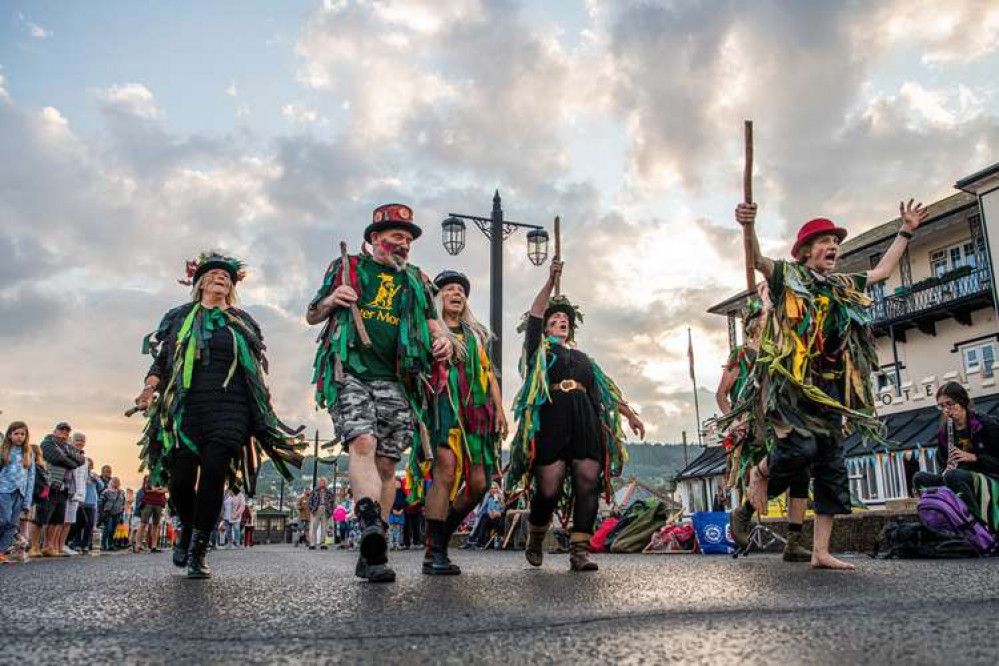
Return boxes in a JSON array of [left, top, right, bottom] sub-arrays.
[[172, 524, 192, 568], [423, 519, 461, 576], [355, 498, 394, 583], [186, 529, 212, 579]]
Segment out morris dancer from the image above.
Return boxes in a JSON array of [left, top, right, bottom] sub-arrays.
[[407, 270, 508, 575], [135, 252, 304, 578], [718, 298, 810, 562], [506, 259, 644, 571], [307, 204, 451, 583], [733, 199, 926, 569]]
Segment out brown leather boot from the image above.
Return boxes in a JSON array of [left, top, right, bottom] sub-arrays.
[[569, 532, 598, 572], [783, 531, 812, 563], [525, 523, 547, 567]]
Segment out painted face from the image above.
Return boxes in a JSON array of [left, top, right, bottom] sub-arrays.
[[373, 229, 414, 268], [202, 268, 233, 297], [803, 233, 841, 274], [937, 396, 967, 424], [440, 283, 467, 317], [9, 428, 27, 445], [546, 311, 570, 341]]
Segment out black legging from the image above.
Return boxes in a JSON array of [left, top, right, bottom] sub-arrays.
[[528, 458, 601, 533], [169, 446, 237, 533]]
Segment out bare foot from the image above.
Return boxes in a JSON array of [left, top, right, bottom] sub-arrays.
[[747, 465, 768, 515], [811, 553, 855, 570]]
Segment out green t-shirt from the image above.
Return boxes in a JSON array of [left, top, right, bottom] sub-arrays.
[[353, 258, 405, 381]]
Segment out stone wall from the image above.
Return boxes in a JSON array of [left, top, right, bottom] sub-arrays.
[[760, 508, 920, 554]]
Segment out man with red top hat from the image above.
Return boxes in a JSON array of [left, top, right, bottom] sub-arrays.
[[307, 203, 452, 583], [731, 198, 927, 570]]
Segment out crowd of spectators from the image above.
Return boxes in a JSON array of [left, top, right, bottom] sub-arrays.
[[0, 420, 263, 563]]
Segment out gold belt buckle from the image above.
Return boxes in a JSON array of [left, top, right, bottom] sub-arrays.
[[558, 379, 578, 392]]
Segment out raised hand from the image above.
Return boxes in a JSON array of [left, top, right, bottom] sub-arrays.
[[735, 202, 757, 227], [900, 199, 927, 232]]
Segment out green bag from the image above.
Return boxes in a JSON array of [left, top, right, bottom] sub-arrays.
[[610, 500, 672, 553]]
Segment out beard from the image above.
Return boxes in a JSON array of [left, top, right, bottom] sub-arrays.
[[376, 239, 409, 270]]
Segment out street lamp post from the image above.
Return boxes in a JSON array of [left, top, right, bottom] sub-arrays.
[[442, 191, 549, 391]]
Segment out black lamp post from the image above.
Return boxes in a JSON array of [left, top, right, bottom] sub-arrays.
[[441, 191, 549, 391]]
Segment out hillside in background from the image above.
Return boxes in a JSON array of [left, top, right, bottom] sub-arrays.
[[252, 442, 703, 503]]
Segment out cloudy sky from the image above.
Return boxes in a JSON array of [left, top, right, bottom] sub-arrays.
[[2, 0, 998, 487]]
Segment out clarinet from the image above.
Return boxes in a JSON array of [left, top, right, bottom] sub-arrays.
[[945, 417, 957, 472]]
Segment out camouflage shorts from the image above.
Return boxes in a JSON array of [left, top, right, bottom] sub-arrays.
[[330, 374, 414, 461]]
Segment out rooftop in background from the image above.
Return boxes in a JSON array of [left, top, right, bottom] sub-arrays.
[[956, 162, 999, 191], [837, 191, 977, 260]]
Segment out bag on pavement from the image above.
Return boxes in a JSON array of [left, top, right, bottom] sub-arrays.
[[590, 517, 619, 553], [917, 486, 997, 555], [873, 521, 978, 559], [692, 511, 735, 554], [610, 501, 671, 553]]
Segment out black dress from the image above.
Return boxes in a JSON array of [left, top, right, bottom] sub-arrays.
[[524, 315, 602, 467], [147, 315, 252, 456], [180, 329, 252, 454]]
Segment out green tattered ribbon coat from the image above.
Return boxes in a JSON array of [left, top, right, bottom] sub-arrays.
[[309, 254, 438, 455], [505, 331, 629, 522], [719, 261, 885, 478], [137, 303, 305, 494]]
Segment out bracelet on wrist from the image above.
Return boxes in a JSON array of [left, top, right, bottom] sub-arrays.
[[898, 229, 914, 240]]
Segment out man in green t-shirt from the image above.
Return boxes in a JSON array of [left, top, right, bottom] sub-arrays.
[[307, 203, 452, 583], [734, 198, 927, 570]]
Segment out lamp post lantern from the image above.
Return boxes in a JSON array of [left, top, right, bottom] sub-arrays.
[[440, 191, 549, 391]]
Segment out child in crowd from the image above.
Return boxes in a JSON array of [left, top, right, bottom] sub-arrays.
[[0, 422, 37, 563]]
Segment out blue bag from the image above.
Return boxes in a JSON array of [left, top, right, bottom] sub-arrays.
[[692, 511, 735, 554]]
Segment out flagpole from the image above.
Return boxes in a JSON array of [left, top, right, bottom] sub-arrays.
[[688, 327, 703, 445]]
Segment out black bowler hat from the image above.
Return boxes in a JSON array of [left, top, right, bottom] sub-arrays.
[[433, 270, 470, 296]]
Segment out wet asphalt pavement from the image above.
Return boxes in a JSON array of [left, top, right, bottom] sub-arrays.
[[2, 544, 998, 665]]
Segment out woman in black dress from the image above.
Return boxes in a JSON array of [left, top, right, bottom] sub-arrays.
[[507, 260, 644, 571], [134, 252, 303, 578]]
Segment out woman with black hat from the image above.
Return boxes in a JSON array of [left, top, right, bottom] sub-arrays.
[[408, 270, 508, 575], [134, 251, 304, 578], [506, 260, 644, 571]]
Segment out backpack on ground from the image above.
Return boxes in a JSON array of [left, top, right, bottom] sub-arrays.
[[610, 500, 671, 553], [917, 486, 997, 555], [873, 521, 978, 559]]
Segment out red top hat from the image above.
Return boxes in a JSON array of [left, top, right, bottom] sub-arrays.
[[364, 203, 422, 242], [791, 218, 848, 259]]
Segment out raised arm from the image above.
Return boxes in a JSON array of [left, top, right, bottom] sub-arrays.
[[866, 200, 927, 285], [735, 203, 775, 280], [530, 260, 562, 317], [716, 365, 738, 414]]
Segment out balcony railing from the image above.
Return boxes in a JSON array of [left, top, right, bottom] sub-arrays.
[[870, 265, 993, 324]]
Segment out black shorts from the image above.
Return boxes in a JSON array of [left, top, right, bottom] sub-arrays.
[[36, 488, 69, 526]]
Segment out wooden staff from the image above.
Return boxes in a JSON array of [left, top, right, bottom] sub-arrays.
[[340, 241, 372, 348], [743, 120, 755, 291], [553, 215, 562, 297]]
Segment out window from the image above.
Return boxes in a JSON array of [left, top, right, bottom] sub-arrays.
[[963, 341, 997, 379], [875, 370, 899, 392], [930, 239, 979, 277]]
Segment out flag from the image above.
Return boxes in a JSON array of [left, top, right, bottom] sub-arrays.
[[687, 328, 695, 381]]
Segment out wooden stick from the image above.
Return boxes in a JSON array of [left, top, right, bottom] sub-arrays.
[[743, 120, 755, 291], [553, 215, 562, 297], [340, 241, 372, 348]]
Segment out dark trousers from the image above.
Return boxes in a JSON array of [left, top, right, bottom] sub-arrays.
[[403, 512, 424, 548], [767, 424, 850, 515], [169, 446, 237, 533], [101, 513, 122, 551], [469, 514, 504, 546], [913, 470, 980, 520], [71, 506, 97, 550]]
